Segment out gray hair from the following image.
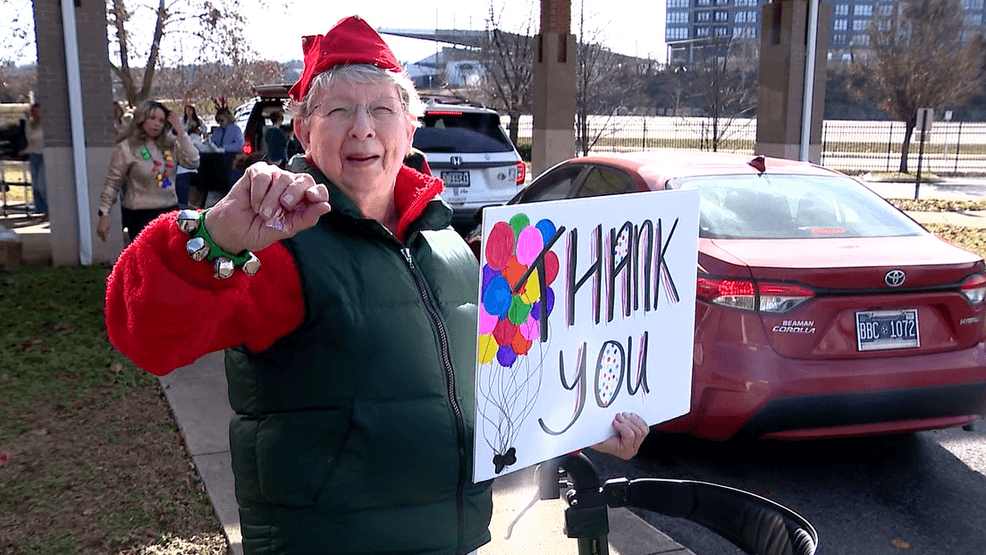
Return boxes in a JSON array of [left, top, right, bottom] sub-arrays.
[[290, 64, 424, 124]]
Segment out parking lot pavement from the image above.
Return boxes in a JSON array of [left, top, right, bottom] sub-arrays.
[[905, 210, 986, 228], [861, 176, 986, 201]]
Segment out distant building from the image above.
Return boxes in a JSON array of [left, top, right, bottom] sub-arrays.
[[444, 60, 485, 87], [400, 48, 487, 92], [666, 0, 986, 65]]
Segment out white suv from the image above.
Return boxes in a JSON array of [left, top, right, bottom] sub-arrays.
[[412, 103, 526, 233]]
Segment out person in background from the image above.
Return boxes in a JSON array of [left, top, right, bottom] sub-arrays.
[[181, 104, 204, 136], [282, 122, 304, 161], [103, 15, 647, 555], [210, 105, 244, 153], [21, 103, 47, 218], [96, 100, 200, 242], [174, 160, 196, 208], [262, 111, 288, 167], [113, 101, 132, 142], [403, 146, 432, 175], [175, 127, 207, 208], [210, 104, 246, 193]]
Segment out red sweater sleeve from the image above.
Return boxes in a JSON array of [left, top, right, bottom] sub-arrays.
[[105, 212, 305, 376]]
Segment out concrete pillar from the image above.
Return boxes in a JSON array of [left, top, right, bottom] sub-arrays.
[[755, 0, 831, 163], [532, 0, 577, 177], [32, 0, 117, 266]]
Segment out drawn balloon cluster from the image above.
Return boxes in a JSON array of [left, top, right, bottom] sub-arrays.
[[478, 213, 561, 474]]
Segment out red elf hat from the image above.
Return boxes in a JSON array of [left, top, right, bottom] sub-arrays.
[[288, 15, 403, 101]]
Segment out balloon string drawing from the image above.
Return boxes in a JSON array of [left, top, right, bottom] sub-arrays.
[[478, 214, 564, 474]]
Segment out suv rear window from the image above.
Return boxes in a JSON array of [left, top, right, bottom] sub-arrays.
[[414, 112, 515, 154]]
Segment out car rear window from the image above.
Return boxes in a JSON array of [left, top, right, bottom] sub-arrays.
[[413, 112, 515, 154], [669, 174, 927, 239]]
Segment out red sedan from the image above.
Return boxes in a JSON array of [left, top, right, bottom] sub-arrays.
[[468, 151, 986, 440]]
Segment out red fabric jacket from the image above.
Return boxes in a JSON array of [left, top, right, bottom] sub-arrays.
[[105, 165, 444, 375]]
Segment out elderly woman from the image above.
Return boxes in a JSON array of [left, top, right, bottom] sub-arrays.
[[97, 100, 199, 242], [104, 16, 647, 555]]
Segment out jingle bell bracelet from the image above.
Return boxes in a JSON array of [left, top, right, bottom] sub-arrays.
[[175, 209, 261, 279]]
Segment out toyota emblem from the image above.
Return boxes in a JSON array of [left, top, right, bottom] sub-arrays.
[[885, 270, 906, 287]]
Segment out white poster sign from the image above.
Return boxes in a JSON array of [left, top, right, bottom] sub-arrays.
[[473, 189, 700, 482]]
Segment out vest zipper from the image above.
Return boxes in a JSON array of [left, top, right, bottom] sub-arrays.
[[400, 246, 469, 548]]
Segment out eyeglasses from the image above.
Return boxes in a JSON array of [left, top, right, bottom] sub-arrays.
[[313, 98, 406, 124]]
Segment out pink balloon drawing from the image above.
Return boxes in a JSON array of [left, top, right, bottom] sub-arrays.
[[478, 214, 563, 474]]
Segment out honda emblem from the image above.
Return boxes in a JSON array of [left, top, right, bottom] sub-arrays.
[[450, 156, 462, 167]]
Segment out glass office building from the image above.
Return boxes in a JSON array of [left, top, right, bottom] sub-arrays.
[[666, 0, 986, 64]]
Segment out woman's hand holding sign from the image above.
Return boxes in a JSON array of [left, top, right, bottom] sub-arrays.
[[590, 412, 650, 460]]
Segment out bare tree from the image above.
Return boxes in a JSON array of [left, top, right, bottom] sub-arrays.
[[107, 0, 282, 105], [574, 1, 649, 155], [0, 0, 36, 65], [472, 3, 537, 146], [848, 0, 986, 172], [0, 61, 36, 103], [647, 65, 693, 117], [688, 33, 758, 152], [151, 60, 283, 106], [470, 1, 656, 154], [0, 0, 41, 99]]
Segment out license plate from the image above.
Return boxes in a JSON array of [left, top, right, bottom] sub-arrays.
[[855, 309, 919, 351], [441, 170, 470, 187]]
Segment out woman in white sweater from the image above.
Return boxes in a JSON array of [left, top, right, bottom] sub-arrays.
[[96, 100, 200, 242]]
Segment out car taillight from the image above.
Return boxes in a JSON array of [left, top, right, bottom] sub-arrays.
[[516, 161, 526, 185], [758, 282, 815, 313], [696, 276, 814, 314], [242, 141, 252, 155], [697, 277, 756, 311], [960, 273, 986, 305]]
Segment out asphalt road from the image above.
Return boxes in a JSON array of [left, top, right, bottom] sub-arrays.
[[586, 421, 986, 555], [862, 176, 986, 201]]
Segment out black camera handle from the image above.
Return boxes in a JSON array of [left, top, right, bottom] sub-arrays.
[[539, 453, 818, 555]]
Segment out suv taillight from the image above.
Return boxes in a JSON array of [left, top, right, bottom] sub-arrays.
[[961, 274, 986, 305], [696, 276, 814, 314], [515, 162, 526, 185], [242, 141, 253, 156]]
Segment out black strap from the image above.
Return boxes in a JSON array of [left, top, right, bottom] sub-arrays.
[[620, 478, 817, 555]]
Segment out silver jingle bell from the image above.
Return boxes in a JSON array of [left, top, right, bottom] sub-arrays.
[[242, 253, 261, 276], [176, 209, 201, 234], [214, 257, 236, 280], [185, 236, 210, 261]]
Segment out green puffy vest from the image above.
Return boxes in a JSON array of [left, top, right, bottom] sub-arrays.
[[225, 167, 493, 554]]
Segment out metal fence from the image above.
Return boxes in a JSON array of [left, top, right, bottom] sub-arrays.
[[510, 115, 986, 174]]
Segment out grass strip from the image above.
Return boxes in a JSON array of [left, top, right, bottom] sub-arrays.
[[0, 265, 225, 555]]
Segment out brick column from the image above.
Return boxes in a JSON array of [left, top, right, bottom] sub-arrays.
[[532, 0, 576, 176], [32, 0, 117, 265], [755, 0, 832, 163]]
